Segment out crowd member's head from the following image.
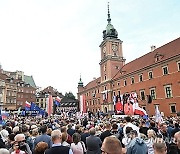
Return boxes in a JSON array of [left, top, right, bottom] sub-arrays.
[[125, 116, 131, 123], [34, 142, 48, 154], [160, 123, 167, 133], [153, 138, 167, 154], [51, 129, 62, 144], [147, 129, 156, 139], [47, 128, 52, 136], [125, 127, 133, 137], [32, 128, 39, 137], [105, 121, 111, 130], [174, 131, 180, 149], [61, 126, 67, 133], [112, 123, 118, 131], [129, 130, 138, 139], [0, 148, 9, 154], [62, 132, 68, 143], [40, 125, 47, 134], [101, 136, 122, 154], [72, 133, 81, 145], [89, 127, 96, 136]]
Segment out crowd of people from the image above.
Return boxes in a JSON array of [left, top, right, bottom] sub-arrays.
[[0, 113, 179, 154]]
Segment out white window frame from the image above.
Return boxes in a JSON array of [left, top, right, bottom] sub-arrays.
[[150, 88, 156, 100], [131, 77, 134, 84], [177, 61, 180, 71], [164, 85, 173, 98], [140, 90, 145, 100], [148, 71, 153, 79], [162, 66, 169, 75], [124, 80, 127, 86], [170, 104, 176, 113], [139, 74, 143, 82]]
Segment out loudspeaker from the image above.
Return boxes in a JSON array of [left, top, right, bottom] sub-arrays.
[[147, 95, 152, 104]]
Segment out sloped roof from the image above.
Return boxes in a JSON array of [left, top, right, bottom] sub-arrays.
[[84, 77, 101, 90], [41, 86, 64, 97], [24, 75, 36, 88], [115, 37, 180, 78]]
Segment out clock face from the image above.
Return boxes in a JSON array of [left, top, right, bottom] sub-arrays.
[[112, 44, 118, 51], [103, 46, 106, 53]]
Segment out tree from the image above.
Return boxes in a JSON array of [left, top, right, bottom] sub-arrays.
[[65, 92, 75, 99]]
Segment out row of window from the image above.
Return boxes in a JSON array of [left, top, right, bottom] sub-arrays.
[[18, 89, 35, 94], [142, 104, 177, 114], [86, 99, 101, 106], [18, 94, 33, 99], [114, 84, 173, 101], [111, 61, 180, 87]]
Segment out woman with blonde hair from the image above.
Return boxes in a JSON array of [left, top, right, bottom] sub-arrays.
[[145, 129, 156, 154]]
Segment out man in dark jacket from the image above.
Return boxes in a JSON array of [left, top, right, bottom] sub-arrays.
[[34, 125, 52, 149], [86, 127, 102, 154], [45, 129, 72, 154], [100, 122, 112, 142]]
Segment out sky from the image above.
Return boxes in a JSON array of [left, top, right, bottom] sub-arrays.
[[0, 0, 180, 97]]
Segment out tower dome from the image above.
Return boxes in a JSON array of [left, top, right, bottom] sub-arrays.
[[103, 3, 118, 40], [78, 75, 83, 87]]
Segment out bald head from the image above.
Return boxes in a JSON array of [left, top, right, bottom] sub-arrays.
[[101, 136, 122, 154], [174, 131, 180, 148], [153, 138, 167, 154]]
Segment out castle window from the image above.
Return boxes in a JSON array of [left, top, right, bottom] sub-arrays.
[[148, 71, 153, 79], [131, 77, 134, 84], [104, 75, 107, 80], [164, 85, 172, 98], [150, 88, 156, 100], [170, 104, 176, 113], [124, 80, 127, 86], [177, 61, 180, 71], [139, 74, 143, 82], [162, 66, 168, 75], [140, 90, 145, 100], [117, 82, 120, 86]]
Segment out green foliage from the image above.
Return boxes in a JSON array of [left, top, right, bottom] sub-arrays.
[[65, 92, 75, 99]]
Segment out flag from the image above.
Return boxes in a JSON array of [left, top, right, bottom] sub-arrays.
[[54, 96, 61, 106], [25, 101, 31, 111], [155, 106, 162, 124], [47, 94, 53, 116], [25, 101, 31, 108], [80, 95, 86, 114], [134, 106, 147, 116]]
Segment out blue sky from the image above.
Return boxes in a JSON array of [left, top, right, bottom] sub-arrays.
[[0, 0, 180, 96]]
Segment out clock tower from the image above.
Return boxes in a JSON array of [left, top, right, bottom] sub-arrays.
[[99, 3, 125, 83]]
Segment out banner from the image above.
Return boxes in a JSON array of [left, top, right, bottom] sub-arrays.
[[80, 95, 86, 114]]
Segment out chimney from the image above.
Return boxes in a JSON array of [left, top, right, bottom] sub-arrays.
[[151, 45, 156, 52]]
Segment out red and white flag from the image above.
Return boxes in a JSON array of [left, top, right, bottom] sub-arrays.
[[133, 103, 147, 116], [25, 101, 31, 108]]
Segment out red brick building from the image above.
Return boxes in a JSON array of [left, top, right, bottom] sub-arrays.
[[77, 6, 180, 116]]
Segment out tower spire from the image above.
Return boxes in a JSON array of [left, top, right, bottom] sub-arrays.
[[78, 74, 83, 87], [107, 2, 111, 24]]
